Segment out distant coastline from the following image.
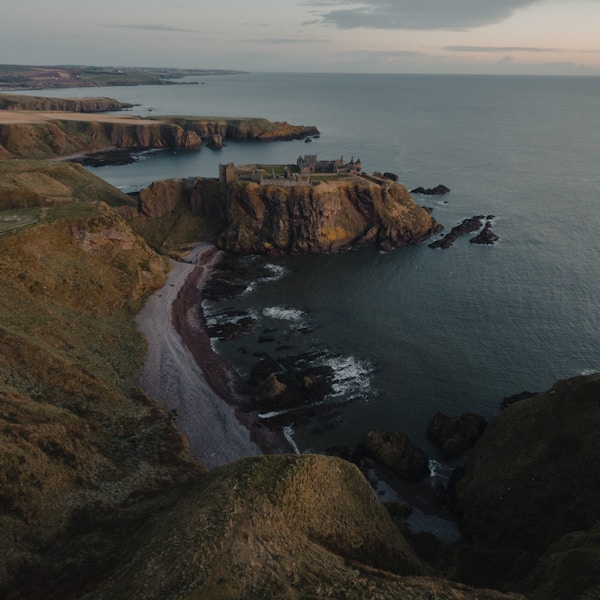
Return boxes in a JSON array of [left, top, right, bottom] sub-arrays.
[[0, 64, 246, 91]]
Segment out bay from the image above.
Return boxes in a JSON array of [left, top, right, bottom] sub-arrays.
[[23, 73, 600, 456]]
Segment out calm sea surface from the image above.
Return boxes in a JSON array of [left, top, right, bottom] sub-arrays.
[[24, 73, 600, 456]]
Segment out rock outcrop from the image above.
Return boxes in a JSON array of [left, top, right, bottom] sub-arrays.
[[216, 178, 438, 254], [411, 184, 450, 196], [363, 430, 430, 481], [429, 215, 485, 249], [450, 374, 600, 596], [427, 411, 487, 459], [470, 220, 499, 245]]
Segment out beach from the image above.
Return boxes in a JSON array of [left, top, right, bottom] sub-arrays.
[[135, 244, 291, 469]]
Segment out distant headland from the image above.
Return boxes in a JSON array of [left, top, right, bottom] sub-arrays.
[[0, 64, 246, 90]]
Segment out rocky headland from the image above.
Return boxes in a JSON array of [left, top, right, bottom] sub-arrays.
[[134, 175, 439, 255], [1, 149, 599, 597], [0, 108, 319, 160]]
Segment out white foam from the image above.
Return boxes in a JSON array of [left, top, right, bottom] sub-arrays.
[[322, 354, 374, 397], [283, 425, 301, 454], [263, 306, 306, 323], [263, 263, 288, 281], [428, 459, 454, 488]]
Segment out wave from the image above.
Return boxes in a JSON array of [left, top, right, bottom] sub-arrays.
[[243, 263, 289, 295], [262, 305, 307, 324], [321, 354, 374, 398]]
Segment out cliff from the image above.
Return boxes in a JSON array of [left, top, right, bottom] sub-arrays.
[[0, 114, 318, 160], [218, 177, 437, 254], [131, 176, 438, 255], [162, 116, 320, 141], [0, 93, 133, 112]]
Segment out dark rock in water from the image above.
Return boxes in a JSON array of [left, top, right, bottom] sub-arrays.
[[429, 215, 483, 249], [411, 184, 450, 196], [69, 148, 139, 167], [470, 221, 499, 245], [250, 351, 335, 413], [250, 354, 283, 385], [206, 315, 257, 341], [426, 412, 487, 459], [363, 430, 430, 481], [501, 390, 539, 410]]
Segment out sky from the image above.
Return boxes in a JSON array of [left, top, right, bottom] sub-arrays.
[[2, 0, 600, 75]]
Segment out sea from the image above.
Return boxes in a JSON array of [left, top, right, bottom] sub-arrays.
[[21, 73, 600, 460]]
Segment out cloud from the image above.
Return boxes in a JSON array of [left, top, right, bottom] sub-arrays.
[[240, 37, 327, 44], [306, 0, 546, 30], [104, 24, 200, 34], [447, 45, 559, 53]]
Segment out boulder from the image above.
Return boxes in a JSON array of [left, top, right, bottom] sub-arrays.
[[364, 430, 430, 481], [427, 411, 487, 459]]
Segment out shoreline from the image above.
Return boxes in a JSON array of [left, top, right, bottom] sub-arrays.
[[135, 243, 292, 469]]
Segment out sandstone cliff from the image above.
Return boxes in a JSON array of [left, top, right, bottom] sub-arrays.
[[163, 116, 320, 141], [0, 112, 319, 160], [0, 119, 203, 160], [132, 175, 438, 255], [217, 177, 438, 254]]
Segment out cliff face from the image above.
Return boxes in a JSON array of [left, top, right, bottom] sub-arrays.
[[0, 113, 318, 160], [0, 120, 203, 159], [164, 116, 320, 141], [216, 178, 438, 254]]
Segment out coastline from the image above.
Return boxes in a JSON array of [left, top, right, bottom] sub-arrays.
[[135, 243, 292, 469]]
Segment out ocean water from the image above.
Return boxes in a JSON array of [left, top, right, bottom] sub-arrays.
[[24, 73, 600, 456]]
